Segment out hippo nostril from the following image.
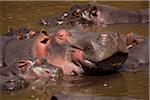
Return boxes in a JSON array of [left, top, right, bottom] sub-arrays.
[[45, 70, 50, 74], [51, 96, 58, 100], [40, 38, 49, 44]]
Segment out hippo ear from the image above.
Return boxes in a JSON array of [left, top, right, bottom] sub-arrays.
[[40, 29, 49, 36]]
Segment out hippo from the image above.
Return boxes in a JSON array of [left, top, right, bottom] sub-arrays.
[[79, 3, 149, 26], [3, 27, 37, 40], [17, 59, 63, 80], [40, 2, 149, 27], [36, 28, 128, 75], [2, 30, 50, 68], [67, 29, 128, 75], [0, 75, 29, 91], [51, 93, 142, 100], [126, 32, 145, 48], [1, 29, 67, 77], [0, 58, 63, 91], [123, 37, 149, 71]]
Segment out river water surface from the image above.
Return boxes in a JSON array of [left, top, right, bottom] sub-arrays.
[[0, 1, 149, 100]]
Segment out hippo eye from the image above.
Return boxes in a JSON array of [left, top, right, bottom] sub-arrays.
[[7, 80, 15, 83], [41, 30, 47, 34], [59, 35, 63, 38], [133, 39, 137, 43], [45, 70, 50, 74]]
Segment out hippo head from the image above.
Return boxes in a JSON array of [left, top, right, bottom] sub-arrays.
[[17, 59, 63, 80], [1, 76, 29, 91]]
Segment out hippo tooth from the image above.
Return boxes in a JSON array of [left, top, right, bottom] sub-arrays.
[[61, 12, 69, 19], [41, 19, 48, 25], [81, 11, 91, 21], [57, 20, 64, 25]]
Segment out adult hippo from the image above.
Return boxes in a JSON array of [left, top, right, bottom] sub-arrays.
[[3, 30, 50, 68], [123, 36, 149, 72], [0, 75, 29, 91], [40, 28, 128, 75], [67, 29, 128, 75], [40, 2, 149, 27]]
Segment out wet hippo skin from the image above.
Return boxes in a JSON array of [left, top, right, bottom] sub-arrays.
[[123, 37, 149, 71], [0, 75, 29, 91], [3, 30, 50, 68], [0, 36, 15, 68], [67, 29, 128, 75], [40, 2, 149, 27]]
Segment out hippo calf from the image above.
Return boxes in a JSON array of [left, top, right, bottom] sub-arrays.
[[17, 59, 63, 80]]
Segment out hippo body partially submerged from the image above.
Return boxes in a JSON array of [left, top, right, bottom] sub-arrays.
[[40, 3, 149, 27], [0, 75, 29, 91], [0, 36, 15, 68], [123, 37, 149, 71], [68, 29, 128, 75]]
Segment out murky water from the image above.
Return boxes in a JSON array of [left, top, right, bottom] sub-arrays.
[[0, 1, 149, 100]]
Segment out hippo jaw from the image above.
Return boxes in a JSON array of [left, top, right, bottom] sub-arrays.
[[70, 44, 128, 75], [69, 39, 128, 75]]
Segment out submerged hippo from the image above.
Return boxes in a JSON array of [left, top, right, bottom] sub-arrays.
[[123, 37, 149, 71], [4, 27, 37, 40], [51, 93, 141, 100], [40, 28, 128, 75], [17, 59, 63, 80], [67, 29, 128, 75], [0, 75, 29, 91], [40, 2, 149, 27], [3, 30, 50, 68], [0, 58, 62, 91]]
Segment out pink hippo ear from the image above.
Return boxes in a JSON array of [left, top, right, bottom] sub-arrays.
[[40, 29, 49, 36]]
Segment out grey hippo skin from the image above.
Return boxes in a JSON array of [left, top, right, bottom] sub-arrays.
[[123, 37, 149, 71], [1, 31, 63, 77], [20, 59, 63, 80], [68, 29, 128, 75], [4, 36, 35, 67], [40, 2, 149, 26], [0, 59, 62, 90], [0, 75, 29, 91], [0, 36, 15, 68]]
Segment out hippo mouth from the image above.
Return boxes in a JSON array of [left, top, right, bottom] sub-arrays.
[[69, 45, 97, 68], [69, 44, 128, 75]]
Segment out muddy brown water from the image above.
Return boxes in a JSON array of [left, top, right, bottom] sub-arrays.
[[0, 1, 149, 100]]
